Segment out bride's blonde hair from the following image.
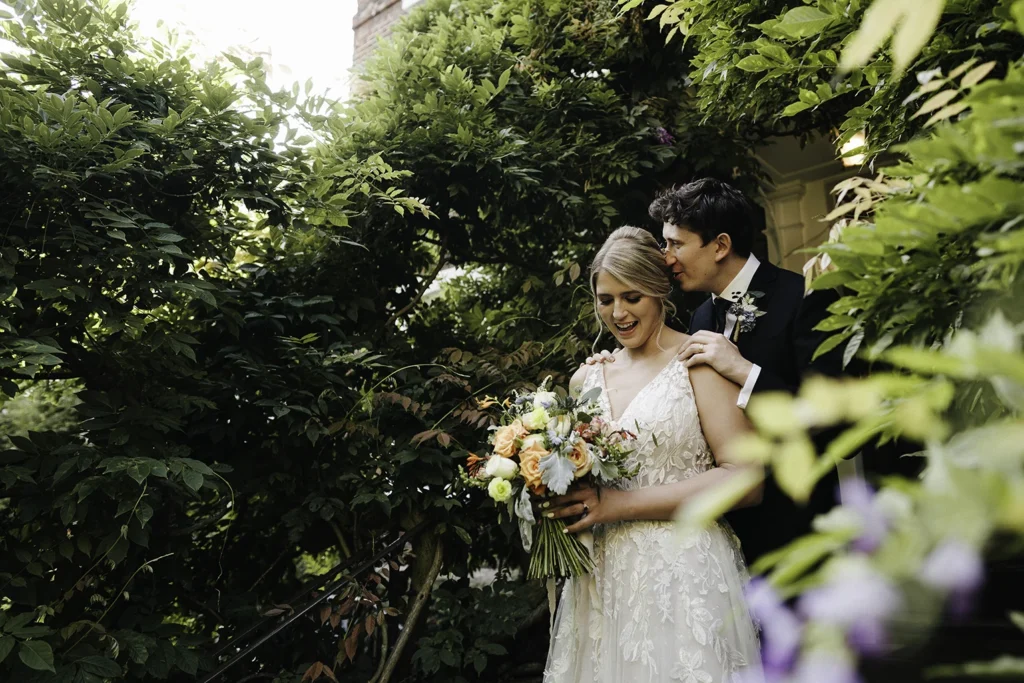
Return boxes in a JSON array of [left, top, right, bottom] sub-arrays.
[[589, 226, 675, 350]]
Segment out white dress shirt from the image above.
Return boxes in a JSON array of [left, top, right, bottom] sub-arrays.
[[710, 254, 762, 409]]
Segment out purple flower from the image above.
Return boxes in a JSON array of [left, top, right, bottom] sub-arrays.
[[791, 651, 862, 683], [847, 618, 887, 656], [919, 539, 983, 592], [746, 578, 803, 673], [800, 565, 899, 626], [841, 478, 888, 553], [799, 561, 900, 655], [654, 126, 675, 145], [919, 539, 984, 616]]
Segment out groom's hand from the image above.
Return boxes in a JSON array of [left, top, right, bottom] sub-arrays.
[[677, 331, 753, 387], [579, 349, 616, 368]]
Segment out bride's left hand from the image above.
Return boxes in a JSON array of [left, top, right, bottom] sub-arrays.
[[542, 484, 616, 534]]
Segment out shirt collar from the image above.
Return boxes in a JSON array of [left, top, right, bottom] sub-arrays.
[[712, 254, 761, 304]]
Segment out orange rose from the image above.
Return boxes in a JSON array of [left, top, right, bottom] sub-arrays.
[[566, 440, 593, 479], [492, 419, 528, 458]]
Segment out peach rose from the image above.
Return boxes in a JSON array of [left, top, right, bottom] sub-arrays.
[[520, 433, 550, 459], [566, 440, 594, 479], [520, 434, 550, 495], [519, 451, 547, 496], [492, 419, 528, 458]]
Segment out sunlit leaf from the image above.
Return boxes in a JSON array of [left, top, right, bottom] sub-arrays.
[[923, 101, 970, 127], [774, 437, 817, 503], [912, 90, 959, 118], [891, 0, 943, 74], [675, 468, 764, 536], [772, 6, 835, 39], [840, 0, 905, 72], [960, 60, 997, 87]]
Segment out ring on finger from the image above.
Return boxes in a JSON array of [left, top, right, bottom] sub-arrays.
[[694, 343, 705, 353]]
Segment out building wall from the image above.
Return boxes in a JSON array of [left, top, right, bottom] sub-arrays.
[[353, 0, 406, 69], [755, 134, 858, 274]]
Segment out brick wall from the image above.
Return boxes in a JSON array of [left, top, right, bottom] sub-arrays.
[[352, 0, 405, 70]]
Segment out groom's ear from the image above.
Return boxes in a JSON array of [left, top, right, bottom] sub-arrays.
[[712, 233, 734, 263]]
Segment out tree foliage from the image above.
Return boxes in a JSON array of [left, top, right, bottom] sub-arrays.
[[628, 0, 1024, 157]]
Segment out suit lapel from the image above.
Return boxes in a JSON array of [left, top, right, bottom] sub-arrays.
[[736, 261, 779, 355]]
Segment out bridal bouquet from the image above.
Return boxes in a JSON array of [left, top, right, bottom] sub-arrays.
[[465, 378, 638, 579]]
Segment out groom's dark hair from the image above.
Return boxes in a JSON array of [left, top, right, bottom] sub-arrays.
[[648, 178, 754, 258]]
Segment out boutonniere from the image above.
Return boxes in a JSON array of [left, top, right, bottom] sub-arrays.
[[727, 291, 766, 341]]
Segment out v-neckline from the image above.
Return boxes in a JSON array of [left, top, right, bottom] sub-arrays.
[[598, 357, 677, 424]]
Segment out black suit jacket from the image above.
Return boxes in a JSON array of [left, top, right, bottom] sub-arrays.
[[690, 261, 843, 566]]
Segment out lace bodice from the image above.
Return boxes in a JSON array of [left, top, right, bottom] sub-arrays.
[[583, 360, 716, 490]]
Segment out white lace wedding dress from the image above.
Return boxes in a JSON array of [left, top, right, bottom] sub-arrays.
[[543, 361, 764, 683]]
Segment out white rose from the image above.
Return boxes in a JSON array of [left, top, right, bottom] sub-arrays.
[[484, 455, 518, 480], [547, 414, 573, 437], [533, 391, 558, 409]]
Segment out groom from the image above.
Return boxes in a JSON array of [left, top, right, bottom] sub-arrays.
[[659, 178, 842, 564], [590, 178, 842, 565]]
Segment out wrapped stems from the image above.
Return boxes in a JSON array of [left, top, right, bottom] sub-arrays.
[[527, 517, 595, 580]]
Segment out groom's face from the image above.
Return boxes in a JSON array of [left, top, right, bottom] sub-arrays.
[[662, 223, 721, 293]]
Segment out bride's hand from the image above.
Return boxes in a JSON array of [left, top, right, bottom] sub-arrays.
[[542, 484, 618, 534]]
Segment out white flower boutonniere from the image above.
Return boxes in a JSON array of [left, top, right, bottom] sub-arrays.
[[727, 291, 767, 340]]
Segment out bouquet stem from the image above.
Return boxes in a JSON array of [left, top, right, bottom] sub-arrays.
[[527, 517, 595, 580]]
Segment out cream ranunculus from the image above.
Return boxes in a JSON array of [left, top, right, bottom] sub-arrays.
[[492, 419, 527, 458], [522, 406, 550, 431], [488, 478, 513, 502], [566, 440, 594, 478], [484, 455, 518, 480]]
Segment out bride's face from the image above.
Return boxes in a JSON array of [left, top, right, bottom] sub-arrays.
[[595, 271, 662, 349]]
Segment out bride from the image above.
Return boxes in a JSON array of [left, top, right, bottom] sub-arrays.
[[543, 226, 764, 683]]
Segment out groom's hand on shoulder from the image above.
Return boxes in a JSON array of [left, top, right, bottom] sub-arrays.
[[677, 331, 753, 387], [580, 349, 616, 368]]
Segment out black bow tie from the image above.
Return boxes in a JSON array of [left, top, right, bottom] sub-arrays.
[[713, 297, 732, 334]]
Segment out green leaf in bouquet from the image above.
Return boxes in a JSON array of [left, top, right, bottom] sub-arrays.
[[539, 454, 576, 495], [590, 455, 622, 481], [577, 387, 602, 406]]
